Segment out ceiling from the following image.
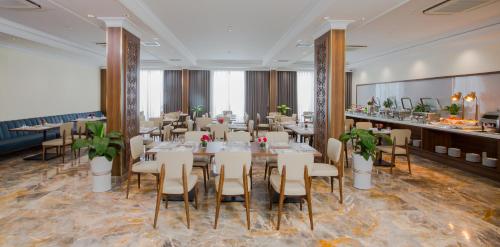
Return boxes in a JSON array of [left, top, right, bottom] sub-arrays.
[[1, 0, 499, 70]]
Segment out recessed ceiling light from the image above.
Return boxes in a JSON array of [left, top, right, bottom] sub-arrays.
[[361, 17, 366, 21], [323, 16, 330, 20], [87, 14, 95, 18], [227, 25, 233, 32]]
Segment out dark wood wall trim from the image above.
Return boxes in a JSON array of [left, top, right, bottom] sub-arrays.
[[269, 70, 277, 112], [181, 69, 190, 113], [100, 68, 107, 115]]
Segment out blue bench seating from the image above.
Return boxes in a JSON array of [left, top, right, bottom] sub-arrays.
[[0, 111, 104, 156]]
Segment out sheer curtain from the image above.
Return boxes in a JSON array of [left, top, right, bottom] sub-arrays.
[[140, 70, 164, 120], [211, 70, 245, 121], [297, 71, 315, 118]]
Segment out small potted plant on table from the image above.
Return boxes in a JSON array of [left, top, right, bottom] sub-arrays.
[[72, 121, 123, 192], [200, 134, 211, 148], [258, 137, 268, 150], [445, 103, 461, 119]]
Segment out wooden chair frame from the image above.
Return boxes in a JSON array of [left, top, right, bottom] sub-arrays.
[[268, 165, 313, 230], [214, 164, 251, 230], [125, 153, 160, 199], [377, 136, 412, 174], [154, 164, 199, 229], [42, 128, 75, 163]]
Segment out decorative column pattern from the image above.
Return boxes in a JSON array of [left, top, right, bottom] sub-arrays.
[[105, 24, 140, 177], [314, 33, 330, 160]]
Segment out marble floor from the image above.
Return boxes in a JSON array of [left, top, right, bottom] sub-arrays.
[[0, 150, 499, 247]]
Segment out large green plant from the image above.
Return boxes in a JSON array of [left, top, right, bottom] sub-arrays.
[[383, 98, 393, 108], [445, 103, 461, 115], [72, 121, 124, 161], [191, 105, 204, 118], [340, 128, 390, 161], [277, 104, 291, 115]]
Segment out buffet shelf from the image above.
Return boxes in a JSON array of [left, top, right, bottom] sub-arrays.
[[347, 113, 500, 181]]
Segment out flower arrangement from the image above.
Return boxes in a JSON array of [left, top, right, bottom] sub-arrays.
[[217, 117, 224, 124], [257, 137, 267, 149], [200, 134, 211, 148]]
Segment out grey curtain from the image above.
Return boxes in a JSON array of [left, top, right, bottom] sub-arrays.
[[163, 70, 182, 113], [189, 70, 211, 116], [277, 71, 297, 115], [345, 72, 353, 109], [245, 71, 270, 123]]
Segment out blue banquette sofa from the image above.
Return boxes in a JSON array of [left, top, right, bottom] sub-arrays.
[[0, 111, 104, 156]]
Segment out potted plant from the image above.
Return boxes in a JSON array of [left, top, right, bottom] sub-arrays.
[[413, 103, 428, 113], [191, 105, 204, 119], [445, 103, 461, 118], [340, 128, 389, 190], [277, 104, 291, 116], [72, 121, 124, 192], [383, 98, 393, 109], [200, 134, 211, 148], [257, 137, 268, 150]]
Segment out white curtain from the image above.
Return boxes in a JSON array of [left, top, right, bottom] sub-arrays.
[[297, 71, 315, 118], [140, 70, 164, 120], [210, 70, 245, 121]]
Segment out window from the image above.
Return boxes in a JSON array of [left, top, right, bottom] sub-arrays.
[[140, 70, 164, 120], [297, 71, 315, 118], [210, 70, 245, 121]]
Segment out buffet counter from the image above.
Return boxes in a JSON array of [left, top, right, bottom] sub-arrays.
[[346, 112, 500, 181]]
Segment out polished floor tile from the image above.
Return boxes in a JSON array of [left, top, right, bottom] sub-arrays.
[[0, 150, 499, 246]]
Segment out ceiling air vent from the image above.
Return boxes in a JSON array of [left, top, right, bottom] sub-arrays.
[[95, 42, 106, 47], [296, 42, 313, 48], [169, 58, 182, 62], [346, 45, 367, 51], [423, 0, 499, 15], [141, 41, 160, 47], [0, 0, 41, 9]]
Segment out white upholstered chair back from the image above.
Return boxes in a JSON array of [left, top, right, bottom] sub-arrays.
[[215, 151, 251, 179], [277, 153, 313, 181], [59, 122, 73, 138], [391, 129, 411, 146], [247, 120, 254, 134], [327, 138, 342, 163], [345, 119, 355, 131], [185, 131, 210, 142], [226, 132, 251, 142], [195, 117, 212, 130], [280, 116, 294, 123], [149, 117, 162, 127], [162, 125, 174, 141], [76, 121, 86, 134], [244, 113, 249, 124], [156, 151, 193, 180], [140, 120, 155, 128], [211, 124, 229, 140], [265, 132, 289, 144], [355, 121, 372, 130], [130, 135, 145, 160]]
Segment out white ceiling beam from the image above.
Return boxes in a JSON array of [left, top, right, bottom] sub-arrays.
[[119, 0, 197, 66], [0, 17, 104, 60], [262, 0, 334, 67]]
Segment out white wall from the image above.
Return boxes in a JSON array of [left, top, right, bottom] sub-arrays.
[[351, 24, 500, 104], [0, 46, 100, 121]]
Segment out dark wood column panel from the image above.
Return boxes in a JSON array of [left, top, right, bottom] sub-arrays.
[[105, 27, 140, 177], [182, 69, 190, 113], [100, 68, 107, 115], [269, 70, 278, 112]]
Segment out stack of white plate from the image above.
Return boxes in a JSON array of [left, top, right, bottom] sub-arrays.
[[483, 157, 498, 168], [412, 139, 421, 147], [435, 146, 447, 154], [448, 148, 461, 158], [465, 153, 480, 163]]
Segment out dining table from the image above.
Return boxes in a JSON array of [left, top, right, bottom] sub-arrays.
[[71, 116, 107, 122], [206, 123, 248, 131], [139, 127, 158, 135], [283, 123, 314, 145], [9, 123, 62, 160]]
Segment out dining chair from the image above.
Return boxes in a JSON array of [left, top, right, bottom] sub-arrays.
[[355, 121, 372, 130], [185, 131, 211, 192], [195, 117, 212, 131], [42, 122, 74, 163], [154, 151, 199, 229], [74, 121, 87, 163], [161, 125, 174, 142], [268, 152, 314, 230], [226, 131, 251, 143], [376, 129, 412, 174], [126, 135, 161, 199], [310, 138, 344, 203], [244, 112, 249, 125], [149, 117, 163, 141], [247, 120, 255, 141], [303, 111, 314, 122], [264, 131, 289, 180], [211, 123, 229, 140], [214, 151, 252, 229], [256, 113, 269, 137]]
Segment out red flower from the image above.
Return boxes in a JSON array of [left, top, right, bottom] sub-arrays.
[[263, 137, 267, 142], [201, 134, 211, 142], [217, 118, 224, 124], [258, 137, 262, 142]]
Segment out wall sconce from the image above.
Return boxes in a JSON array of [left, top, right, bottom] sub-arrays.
[[465, 91, 479, 121], [450, 92, 465, 119]]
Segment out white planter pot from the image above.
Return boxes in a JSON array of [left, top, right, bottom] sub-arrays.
[[352, 153, 373, 190], [90, 156, 112, 192]]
